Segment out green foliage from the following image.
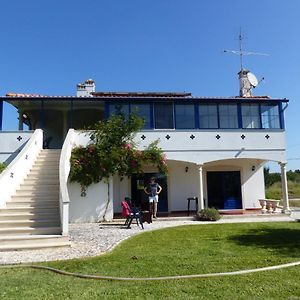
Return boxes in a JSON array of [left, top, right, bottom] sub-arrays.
[[0, 162, 6, 174], [287, 170, 300, 183], [264, 168, 300, 199], [70, 114, 168, 187], [264, 167, 281, 188], [196, 208, 221, 221], [266, 180, 300, 200]]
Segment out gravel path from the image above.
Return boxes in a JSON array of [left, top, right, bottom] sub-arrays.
[[0, 215, 294, 265]]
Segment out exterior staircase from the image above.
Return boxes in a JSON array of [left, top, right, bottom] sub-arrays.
[[0, 149, 70, 251]]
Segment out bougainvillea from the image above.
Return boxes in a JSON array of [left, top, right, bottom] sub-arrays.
[[69, 114, 168, 189]]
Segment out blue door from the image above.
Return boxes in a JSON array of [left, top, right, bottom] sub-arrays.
[[207, 171, 242, 209]]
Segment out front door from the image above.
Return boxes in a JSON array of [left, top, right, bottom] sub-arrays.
[[207, 171, 242, 209], [131, 173, 168, 213]]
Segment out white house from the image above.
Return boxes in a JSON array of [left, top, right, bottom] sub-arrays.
[[0, 74, 290, 249]]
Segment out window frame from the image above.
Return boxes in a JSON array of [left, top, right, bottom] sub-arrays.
[[105, 100, 284, 130], [153, 101, 175, 130], [174, 103, 196, 129]]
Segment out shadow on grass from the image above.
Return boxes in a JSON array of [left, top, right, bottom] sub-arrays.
[[229, 227, 300, 258]]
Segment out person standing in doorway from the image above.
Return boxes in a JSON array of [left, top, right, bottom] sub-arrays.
[[144, 177, 162, 219]]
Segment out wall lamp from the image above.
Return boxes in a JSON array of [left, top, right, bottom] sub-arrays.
[[185, 166, 189, 173], [251, 165, 256, 171]]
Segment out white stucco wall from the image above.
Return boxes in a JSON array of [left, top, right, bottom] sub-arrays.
[[68, 181, 111, 223], [0, 131, 33, 164], [72, 129, 286, 164], [135, 130, 286, 164], [167, 161, 200, 211], [0, 129, 43, 208], [113, 176, 131, 214], [242, 164, 265, 209], [64, 130, 284, 220]]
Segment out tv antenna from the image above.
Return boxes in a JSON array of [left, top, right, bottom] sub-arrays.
[[224, 29, 269, 70]]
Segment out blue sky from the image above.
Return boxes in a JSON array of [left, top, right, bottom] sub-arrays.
[[1, 0, 299, 170]]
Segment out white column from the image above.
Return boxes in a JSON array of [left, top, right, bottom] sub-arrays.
[[280, 162, 290, 213], [198, 164, 204, 212], [18, 110, 23, 131], [104, 176, 114, 221]]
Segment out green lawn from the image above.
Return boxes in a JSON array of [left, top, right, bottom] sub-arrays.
[[1, 222, 300, 299]]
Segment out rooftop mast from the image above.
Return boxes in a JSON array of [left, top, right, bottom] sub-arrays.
[[224, 29, 268, 97]]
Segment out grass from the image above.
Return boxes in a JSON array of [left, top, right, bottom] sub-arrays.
[[281, 199, 300, 208], [1, 222, 300, 299], [266, 180, 300, 200]]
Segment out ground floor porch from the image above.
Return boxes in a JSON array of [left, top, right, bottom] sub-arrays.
[[109, 158, 290, 217], [69, 157, 290, 223]]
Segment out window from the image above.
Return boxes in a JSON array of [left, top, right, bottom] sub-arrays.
[[131, 103, 151, 129], [219, 104, 238, 129], [175, 104, 195, 129], [154, 103, 174, 129], [109, 103, 129, 118], [241, 104, 260, 129], [199, 104, 218, 128], [261, 104, 281, 129]]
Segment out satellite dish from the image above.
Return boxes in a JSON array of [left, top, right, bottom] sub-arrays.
[[247, 72, 258, 87]]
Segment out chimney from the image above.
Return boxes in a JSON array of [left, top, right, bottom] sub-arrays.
[[76, 79, 95, 97], [238, 69, 252, 97]]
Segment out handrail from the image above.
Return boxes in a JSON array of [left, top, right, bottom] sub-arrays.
[[0, 129, 43, 208], [59, 129, 74, 236]]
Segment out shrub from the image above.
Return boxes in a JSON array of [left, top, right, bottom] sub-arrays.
[[69, 113, 168, 189], [196, 208, 221, 221], [0, 162, 5, 174]]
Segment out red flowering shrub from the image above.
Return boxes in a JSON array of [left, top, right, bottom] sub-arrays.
[[70, 114, 168, 188]]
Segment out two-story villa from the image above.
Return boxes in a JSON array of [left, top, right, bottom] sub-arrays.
[[0, 72, 290, 249]]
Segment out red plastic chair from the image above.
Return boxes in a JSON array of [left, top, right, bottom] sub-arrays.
[[121, 200, 144, 229]]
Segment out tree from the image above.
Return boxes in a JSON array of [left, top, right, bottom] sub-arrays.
[[264, 167, 281, 188], [69, 113, 168, 219]]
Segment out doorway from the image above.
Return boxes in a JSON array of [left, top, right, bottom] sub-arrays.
[[131, 173, 168, 212], [207, 171, 242, 209]]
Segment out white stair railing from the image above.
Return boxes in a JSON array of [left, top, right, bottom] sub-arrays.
[[0, 129, 43, 208], [59, 129, 74, 236]]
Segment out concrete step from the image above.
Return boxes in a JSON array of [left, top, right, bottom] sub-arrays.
[[28, 172, 59, 177], [10, 195, 58, 201], [22, 179, 59, 185], [36, 154, 60, 159], [31, 165, 59, 171], [13, 190, 59, 197], [29, 166, 58, 171], [6, 201, 59, 208], [38, 152, 61, 155], [0, 212, 59, 221], [40, 150, 61, 153], [0, 226, 62, 236], [36, 155, 60, 160], [0, 219, 60, 229], [0, 235, 70, 251], [34, 161, 59, 166], [19, 184, 59, 190], [26, 174, 59, 179], [0, 207, 59, 214]]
